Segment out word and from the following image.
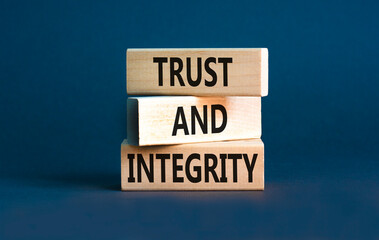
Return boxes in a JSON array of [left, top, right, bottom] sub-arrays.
[[172, 104, 227, 136]]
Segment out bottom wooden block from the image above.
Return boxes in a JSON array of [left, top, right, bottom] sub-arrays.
[[121, 139, 264, 191]]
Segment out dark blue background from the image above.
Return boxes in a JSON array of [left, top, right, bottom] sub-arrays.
[[1, 0, 378, 239]]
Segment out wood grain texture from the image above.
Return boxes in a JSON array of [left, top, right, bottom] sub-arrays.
[[121, 139, 264, 191], [127, 96, 261, 146], [127, 48, 268, 96]]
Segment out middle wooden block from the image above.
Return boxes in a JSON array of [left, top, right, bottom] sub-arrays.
[[127, 96, 261, 146]]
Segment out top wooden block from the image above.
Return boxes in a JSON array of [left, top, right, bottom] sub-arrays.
[[126, 48, 268, 96]]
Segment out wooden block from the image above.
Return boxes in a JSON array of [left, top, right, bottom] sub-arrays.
[[121, 139, 264, 191], [127, 96, 261, 146], [126, 48, 268, 96]]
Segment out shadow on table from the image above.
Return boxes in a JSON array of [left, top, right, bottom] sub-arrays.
[[5, 172, 121, 191]]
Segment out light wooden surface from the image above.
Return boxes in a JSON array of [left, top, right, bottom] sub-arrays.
[[121, 139, 264, 191], [127, 96, 261, 146], [127, 48, 268, 96]]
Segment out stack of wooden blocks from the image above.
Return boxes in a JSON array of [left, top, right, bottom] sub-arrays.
[[121, 48, 268, 191]]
